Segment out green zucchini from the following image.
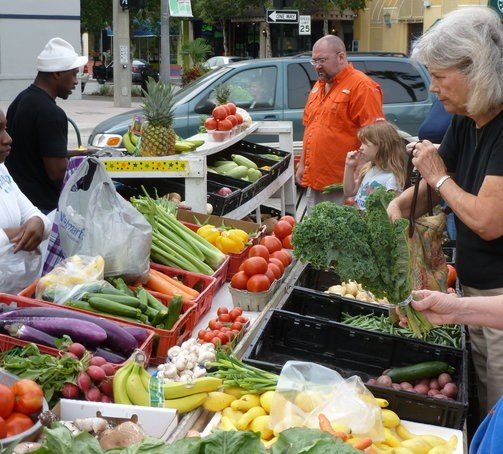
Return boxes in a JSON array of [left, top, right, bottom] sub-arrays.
[[87, 293, 141, 307], [225, 165, 249, 179], [87, 296, 142, 319], [164, 295, 183, 330], [385, 361, 456, 382], [231, 154, 258, 170], [145, 290, 167, 312]]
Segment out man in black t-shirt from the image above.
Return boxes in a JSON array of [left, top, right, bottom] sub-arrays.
[[6, 37, 87, 213]]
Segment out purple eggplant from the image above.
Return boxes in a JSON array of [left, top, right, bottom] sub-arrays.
[[93, 348, 127, 364], [0, 307, 138, 355], [121, 326, 150, 345], [5, 324, 57, 348], [1, 317, 107, 348]]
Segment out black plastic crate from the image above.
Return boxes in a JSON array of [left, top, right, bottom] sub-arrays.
[[242, 309, 468, 429], [207, 172, 256, 205]]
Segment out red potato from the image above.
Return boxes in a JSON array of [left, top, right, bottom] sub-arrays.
[[441, 382, 458, 398], [429, 378, 440, 390], [376, 375, 392, 387], [413, 383, 429, 395], [428, 389, 438, 397], [432, 393, 449, 400], [366, 378, 377, 385], [416, 378, 430, 387], [392, 383, 402, 391], [438, 373, 453, 388], [400, 382, 413, 390]]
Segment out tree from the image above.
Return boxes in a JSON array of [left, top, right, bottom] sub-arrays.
[[80, 0, 112, 34]]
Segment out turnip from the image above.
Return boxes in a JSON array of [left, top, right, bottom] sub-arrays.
[[87, 365, 106, 383], [62, 382, 81, 399]]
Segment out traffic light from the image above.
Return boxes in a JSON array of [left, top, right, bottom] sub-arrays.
[[119, 0, 146, 10]]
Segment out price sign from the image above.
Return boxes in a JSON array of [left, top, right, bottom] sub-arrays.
[[299, 15, 311, 35]]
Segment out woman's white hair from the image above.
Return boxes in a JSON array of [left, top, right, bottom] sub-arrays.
[[411, 7, 503, 116]]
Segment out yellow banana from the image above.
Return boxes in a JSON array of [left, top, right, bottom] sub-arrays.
[[112, 361, 134, 405], [185, 139, 205, 149], [163, 377, 222, 399], [203, 391, 236, 412], [223, 386, 248, 398], [427, 445, 455, 454], [126, 363, 150, 406], [222, 407, 244, 425], [175, 141, 195, 153], [262, 436, 278, 448], [381, 409, 401, 428], [259, 391, 275, 414], [401, 437, 432, 454], [330, 423, 352, 435], [396, 424, 416, 440], [163, 392, 208, 414], [230, 394, 261, 412], [139, 366, 151, 392], [374, 442, 394, 453], [217, 416, 237, 431], [122, 131, 136, 154], [389, 448, 415, 454], [383, 427, 402, 448], [249, 415, 273, 440], [417, 435, 446, 447], [375, 398, 390, 408], [236, 406, 267, 430], [129, 131, 139, 146]]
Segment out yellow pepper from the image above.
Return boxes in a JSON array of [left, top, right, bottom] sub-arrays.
[[215, 233, 245, 254], [225, 229, 249, 244], [197, 225, 220, 245]]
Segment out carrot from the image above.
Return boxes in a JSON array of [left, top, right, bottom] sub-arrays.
[[163, 274, 199, 299], [351, 438, 373, 451], [145, 271, 192, 304], [318, 414, 348, 441], [148, 269, 196, 300]]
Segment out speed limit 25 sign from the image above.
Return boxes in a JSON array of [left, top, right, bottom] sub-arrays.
[[299, 15, 311, 35]]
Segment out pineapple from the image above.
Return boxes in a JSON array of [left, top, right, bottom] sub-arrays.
[[140, 78, 177, 156], [214, 83, 231, 106]]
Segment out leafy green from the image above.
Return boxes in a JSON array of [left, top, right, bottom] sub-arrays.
[[30, 424, 103, 454], [271, 428, 359, 454]]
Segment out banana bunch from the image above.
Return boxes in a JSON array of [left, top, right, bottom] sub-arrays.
[[208, 154, 263, 182], [174, 138, 205, 153]]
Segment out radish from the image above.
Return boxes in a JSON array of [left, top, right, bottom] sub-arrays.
[[85, 387, 102, 402], [77, 372, 92, 391], [87, 365, 106, 383], [89, 356, 107, 367], [68, 342, 87, 359], [100, 363, 116, 377], [100, 395, 112, 403], [99, 378, 114, 397], [62, 382, 81, 399]]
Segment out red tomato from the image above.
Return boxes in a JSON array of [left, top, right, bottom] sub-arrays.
[[211, 337, 222, 347], [226, 115, 238, 127], [231, 328, 240, 335], [217, 332, 229, 345], [260, 235, 283, 254], [212, 106, 228, 120], [203, 331, 214, 343], [220, 326, 231, 332], [217, 307, 229, 315], [233, 307, 243, 316], [279, 215, 296, 226], [208, 319, 223, 331], [235, 315, 248, 324], [268, 262, 282, 280], [198, 329, 207, 340], [226, 330, 236, 341], [282, 234, 293, 249], [274, 220, 293, 240], [11, 380, 43, 415], [242, 256, 269, 276], [271, 250, 292, 267], [226, 103, 237, 115], [246, 274, 271, 292], [265, 267, 276, 284], [0, 417, 6, 439], [234, 113, 244, 124], [230, 271, 249, 290], [5, 413, 33, 437], [269, 258, 285, 275], [0, 384, 15, 419], [204, 117, 218, 131], [219, 313, 231, 323], [231, 321, 244, 331], [248, 244, 270, 261], [217, 119, 233, 131], [229, 308, 242, 321], [447, 264, 457, 288]]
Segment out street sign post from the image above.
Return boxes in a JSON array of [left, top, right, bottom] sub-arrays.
[[266, 9, 299, 24], [299, 15, 311, 35]]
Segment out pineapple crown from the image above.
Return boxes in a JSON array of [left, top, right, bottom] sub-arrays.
[[141, 78, 175, 126], [214, 83, 231, 105]]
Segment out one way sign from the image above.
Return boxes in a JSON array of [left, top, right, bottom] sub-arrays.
[[266, 9, 299, 24]]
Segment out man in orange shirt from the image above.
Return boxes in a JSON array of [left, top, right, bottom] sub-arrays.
[[295, 35, 385, 209]]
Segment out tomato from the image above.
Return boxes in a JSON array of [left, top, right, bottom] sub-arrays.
[[271, 250, 292, 267], [231, 321, 244, 331], [260, 235, 283, 253], [217, 307, 229, 315], [0, 417, 6, 439], [226, 115, 238, 127], [273, 220, 293, 240], [220, 326, 231, 332], [226, 330, 235, 341], [226, 103, 237, 115], [204, 117, 218, 131], [268, 258, 285, 275], [234, 113, 244, 124], [217, 119, 233, 131], [230, 271, 249, 290], [242, 256, 268, 276], [246, 274, 271, 292], [5, 413, 33, 437], [229, 308, 242, 321], [217, 332, 229, 345], [268, 262, 282, 280], [208, 319, 223, 331], [282, 234, 293, 249], [265, 267, 276, 284], [11, 380, 43, 415], [447, 264, 457, 288], [212, 106, 228, 120], [248, 244, 270, 261], [235, 315, 248, 324], [0, 384, 15, 419], [218, 313, 231, 323], [231, 328, 240, 336], [279, 215, 296, 226], [203, 331, 214, 343], [198, 329, 207, 340], [211, 337, 222, 347]]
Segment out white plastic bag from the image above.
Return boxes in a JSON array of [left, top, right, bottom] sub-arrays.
[[269, 361, 384, 440], [0, 243, 42, 294], [58, 158, 152, 278]]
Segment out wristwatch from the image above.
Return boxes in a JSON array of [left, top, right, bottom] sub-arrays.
[[435, 175, 451, 193]]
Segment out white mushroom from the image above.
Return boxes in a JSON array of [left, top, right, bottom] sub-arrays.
[[167, 346, 182, 359]]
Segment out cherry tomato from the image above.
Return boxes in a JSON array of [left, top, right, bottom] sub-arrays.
[[5, 413, 33, 437], [0, 416, 7, 439], [226, 103, 237, 115], [217, 119, 233, 131], [217, 307, 229, 316], [208, 319, 223, 331], [273, 220, 293, 240], [235, 316, 248, 324], [269, 257, 285, 275], [260, 235, 283, 253], [248, 244, 270, 261], [268, 262, 282, 280], [246, 274, 271, 292], [211, 337, 222, 347], [229, 308, 242, 321], [265, 267, 276, 284], [203, 332, 214, 343], [242, 256, 268, 276], [204, 117, 218, 131], [218, 313, 231, 323], [231, 321, 244, 331], [212, 106, 228, 120], [0, 384, 15, 419], [198, 329, 207, 340], [230, 271, 249, 290], [271, 250, 292, 267], [279, 215, 296, 226], [11, 379, 43, 415], [282, 234, 293, 249]]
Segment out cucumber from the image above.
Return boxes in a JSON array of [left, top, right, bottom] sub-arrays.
[[88, 296, 143, 319], [214, 160, 236, 168], [225, 165, 249, 179], [164, 295, 182, 330], [260, 153, 282, 162], [87, 293, 141, 307], [232, 154, 258, 169], [384, 361, 456, 382]]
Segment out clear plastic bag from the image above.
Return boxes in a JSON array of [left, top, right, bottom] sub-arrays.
[[269, 361, 384, 440], [0, 243, 42, 294], [58, 157, 152, 279]]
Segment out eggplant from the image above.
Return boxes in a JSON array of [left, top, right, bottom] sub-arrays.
[[0, 307, 138, 355], [5, 323, 57, 348], [93, 348, 127, 364], [1, 317, 107, 348], [121, 326, 150, 345]]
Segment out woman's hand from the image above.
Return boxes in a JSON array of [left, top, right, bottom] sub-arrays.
[[11, 217, 45, 253], [398, 289, 459, 327], [386, 198, 403, 222], [345, 150, 361, 168], [410, 140, 447, 187]]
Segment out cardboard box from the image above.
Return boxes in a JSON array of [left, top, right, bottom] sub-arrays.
[[57, 399, 178, 440], [177, 209, 262, 236]]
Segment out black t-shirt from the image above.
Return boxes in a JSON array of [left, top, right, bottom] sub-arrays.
[[440, 112, 503, 289], [5, 85, 68, 212]]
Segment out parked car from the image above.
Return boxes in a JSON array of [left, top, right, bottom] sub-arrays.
[[89, 53, 434, 148], [94, 59, 159, 84], [205, 56, 252, 70]]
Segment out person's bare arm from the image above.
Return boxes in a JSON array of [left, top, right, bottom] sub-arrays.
[[343, 150, 361, 197], [10, 217, 45, 253], [42, 156, 68, 182], [387, 179, 441, 221]]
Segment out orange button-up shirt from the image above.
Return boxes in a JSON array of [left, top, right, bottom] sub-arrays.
[[301, 64, 384, 190]]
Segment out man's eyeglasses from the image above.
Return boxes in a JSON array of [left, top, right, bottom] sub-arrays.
[[310, 58, 329, 66]]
